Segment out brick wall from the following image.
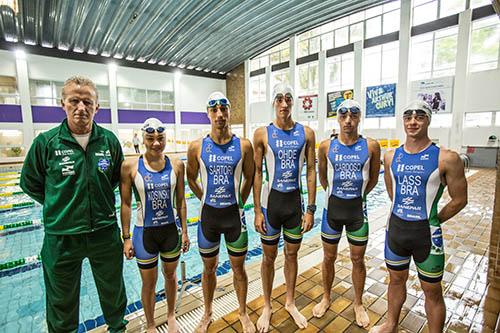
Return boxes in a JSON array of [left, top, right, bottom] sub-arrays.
[[489, 149, 500, 285], [226, 64, 245, 128]]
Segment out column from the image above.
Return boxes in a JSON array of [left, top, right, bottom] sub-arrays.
[[14, 50, 34, 148], [449, 9, 472, 151], [395, 0, 413, 143], [318, 50, 327, 139], [107, 63, 119, 134]]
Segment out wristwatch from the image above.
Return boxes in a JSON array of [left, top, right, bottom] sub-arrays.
[[306, 204, 317, 214]]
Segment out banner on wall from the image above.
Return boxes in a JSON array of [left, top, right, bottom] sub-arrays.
[[297, 95, 318, 121], [365, 83, 396, 118], [410, 76, 454, 113], [326, 89, 354, 118]]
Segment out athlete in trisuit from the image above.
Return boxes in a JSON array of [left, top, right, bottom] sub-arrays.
[[120, 118, 190, 333], [253, 83, 316, 332], [370, 101, 467, 333], [313, 100, 381, 328], [187, 92, 256, 333]]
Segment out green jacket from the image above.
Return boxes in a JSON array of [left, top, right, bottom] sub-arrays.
[[20, 120, 124, 235]]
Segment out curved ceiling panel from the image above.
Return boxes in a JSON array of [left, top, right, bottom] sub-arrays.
[[0, 0, 384, 73]]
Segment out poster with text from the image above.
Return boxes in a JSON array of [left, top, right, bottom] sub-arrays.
[[297, 95, 318, 121], [365, 84, 396, 118], [410, 77, 454, 113], [327, 89, 354, 118]]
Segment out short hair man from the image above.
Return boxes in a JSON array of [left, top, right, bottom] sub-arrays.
[[20, 76, 127, 332]]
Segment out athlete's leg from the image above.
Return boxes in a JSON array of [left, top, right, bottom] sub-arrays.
[[369, 268, 408, 333], [139, 267, 159, 332], [229, 254, 255, 333], [283, 241, 308, 329], [257, 243, 278, 333], [161, 259, 180, 333], [313, 241, 338, 318], [350, 243, 370, 328], [196, 255, 218, 333]]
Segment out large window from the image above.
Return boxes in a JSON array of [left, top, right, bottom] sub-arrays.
[[249, 75, 266, 103], [413, 0, 466, 26], [250, 41, 289, 70], [297, 1, 400, 58], [30, 80, 110, 107], [470, 16, 500, 72], [117, 87, 173, 111], [298, 62, 319, 95], [410, 27, 458, 79], [363, 41, 399, 86], [326, 52, 354, 92], [0, 76, 19, 104]]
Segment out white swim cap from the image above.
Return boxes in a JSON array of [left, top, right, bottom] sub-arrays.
[[337, 99, 361, 112], [403, 100, 432, 121], [272, 83, 294, 104], [207, 91, 230, 107]]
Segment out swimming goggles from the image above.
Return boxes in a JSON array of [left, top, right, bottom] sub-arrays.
[[338, 106, 361, 114], [207, 98, 230, 108], [141, 125, 166, 134]]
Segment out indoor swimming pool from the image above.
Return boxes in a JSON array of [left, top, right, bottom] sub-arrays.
[[0, 172, 389, 332]]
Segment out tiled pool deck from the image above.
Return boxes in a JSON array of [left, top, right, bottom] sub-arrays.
[[93, 169, 499, 332]]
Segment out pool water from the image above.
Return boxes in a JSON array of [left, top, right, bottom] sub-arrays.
[[0, 174, 389, 333]]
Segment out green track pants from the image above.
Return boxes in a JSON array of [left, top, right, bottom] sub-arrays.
[[41, 224, 127, 333]]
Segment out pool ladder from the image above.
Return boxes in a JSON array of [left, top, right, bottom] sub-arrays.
[[176, 260, 198, 311]]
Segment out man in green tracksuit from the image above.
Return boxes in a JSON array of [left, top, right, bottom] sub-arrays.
[[20, 76, 127, 333]]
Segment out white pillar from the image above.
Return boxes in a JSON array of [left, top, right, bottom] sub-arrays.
[[289, 35, 298, 119], [318, 50, 327, 139], [107, 64, 119, 135], [15, 52, 34, 148], [396, 0, 413, 143], [354, 41, 364, 130], [174, 71, 182, 152], [449, 9, 472, 151], [244, 59, 250, 138]]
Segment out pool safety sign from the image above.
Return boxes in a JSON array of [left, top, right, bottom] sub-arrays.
[[297, 94, 318, 121], [365, 83, 396, 118], [327, 89, 354, 118]]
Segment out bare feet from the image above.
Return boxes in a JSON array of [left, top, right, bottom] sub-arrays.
[[195, 312, 212, 333], [167, 314, 180, 333], [369, 322, 397, 333], [285, 303, 308, 329], [257, 306, 272, 333], [312, 297, 330, 318], [354, 303, 370, 328], [239, 312, 256, 333]]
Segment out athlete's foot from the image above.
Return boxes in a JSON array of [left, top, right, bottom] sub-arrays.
[[353, 303, 370, 328], [256, 306, 272, 333], [195, 312, 212, 333], [239, 312, 256, 333], [167, 314, 180, 333], [312, 297, 331, 318], [369, 322, 397, 333], [285, 302, 308, 329]]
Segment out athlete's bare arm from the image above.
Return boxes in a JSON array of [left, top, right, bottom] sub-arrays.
[[317, 139, 330, 191], [173, 157, 190, 252], [119, 158, 137, 259], [252, 127, 267, 234], [303, 126, 317, 233], [364, 138, 381, 195], [187, 139, 203, 200], [437, 149, 468, 223], [383, 150, 395, 201], [240, 138, 255, 204]]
